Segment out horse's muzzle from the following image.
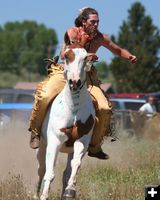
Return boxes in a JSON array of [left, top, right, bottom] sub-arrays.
[[69, 79, 82, 91]]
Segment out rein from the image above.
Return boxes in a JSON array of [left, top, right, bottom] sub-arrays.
[[79, 79, 87, 90]]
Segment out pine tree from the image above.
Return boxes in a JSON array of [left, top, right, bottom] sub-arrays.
[[110, 2, 160, 92]]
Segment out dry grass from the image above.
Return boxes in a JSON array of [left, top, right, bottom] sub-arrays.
[[0, 174, 32, 200], [0, 124, 160, 200]]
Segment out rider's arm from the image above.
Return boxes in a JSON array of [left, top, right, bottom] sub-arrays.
[[101, 34, 137, 64]]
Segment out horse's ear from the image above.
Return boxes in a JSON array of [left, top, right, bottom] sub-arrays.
[[84, 60, 93, 72], [64, 49, 75, 63]]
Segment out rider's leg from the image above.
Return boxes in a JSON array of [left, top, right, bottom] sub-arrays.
[[86, 66, 112, 159], [29, 64, 65, 149], [87, 85, 112, 159]]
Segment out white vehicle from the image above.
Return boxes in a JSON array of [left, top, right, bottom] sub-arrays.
[[110, 97, 146, 111]]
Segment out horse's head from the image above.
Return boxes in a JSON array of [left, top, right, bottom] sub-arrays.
[[64, 48, 93, 91]]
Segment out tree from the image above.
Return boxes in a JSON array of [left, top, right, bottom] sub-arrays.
[[0, 21, 58, 81], [110, 2, 160, 92], [95, 61, 109, 81]]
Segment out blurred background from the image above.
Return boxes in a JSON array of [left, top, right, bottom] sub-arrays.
[[0, 0, 160, 134], [0, 1, 160, 199]]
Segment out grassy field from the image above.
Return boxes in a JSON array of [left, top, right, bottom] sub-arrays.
[[1, 133, 160, 200]]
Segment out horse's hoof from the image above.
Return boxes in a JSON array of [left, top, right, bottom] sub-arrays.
[[40, 194, 48, 200], [33, 194, 39, 200], [63, 189, 76, 199]]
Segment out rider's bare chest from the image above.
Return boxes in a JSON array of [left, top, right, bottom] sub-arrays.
[[84, 39, 100, 53]]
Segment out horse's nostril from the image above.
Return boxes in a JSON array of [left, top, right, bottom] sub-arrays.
[[77, 79, 81, 88], [69, 79, 73, 85]]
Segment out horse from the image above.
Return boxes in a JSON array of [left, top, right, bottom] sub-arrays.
[[35, 47, 96, 200]]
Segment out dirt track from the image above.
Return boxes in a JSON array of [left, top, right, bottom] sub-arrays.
[[0, 123, 146, 193], [0, 126, 37, 190]]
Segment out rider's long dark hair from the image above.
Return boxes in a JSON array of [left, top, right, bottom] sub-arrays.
[[64, 31, 70, 45], [74, 7, 99, 27]]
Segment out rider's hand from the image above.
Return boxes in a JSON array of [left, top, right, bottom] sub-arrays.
[[129, 54, 137, 64], [87, 53, 99, 62], [79, 31, 90, 47]]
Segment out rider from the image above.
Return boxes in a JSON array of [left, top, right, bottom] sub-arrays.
[[29, 7, 137, 159]]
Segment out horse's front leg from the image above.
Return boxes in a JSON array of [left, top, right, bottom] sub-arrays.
[[61, 153, 73, 199], [40, 136, 61, 200], [63, 135, 91, 199]]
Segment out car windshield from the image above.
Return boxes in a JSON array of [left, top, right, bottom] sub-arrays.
[[0, 94, 14, 103], [124, 102, 144, 110]]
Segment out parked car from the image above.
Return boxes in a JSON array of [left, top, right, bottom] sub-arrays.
[[141, 91, 160, 101], [0, 89, 34, 131], [108, 92, 160, 111], [110, 97, 146, 111], [109, 93, 146, 99], [0, 88, 35, 103]]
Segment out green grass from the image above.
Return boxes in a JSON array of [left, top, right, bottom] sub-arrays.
[[77, 162, 160, 200]]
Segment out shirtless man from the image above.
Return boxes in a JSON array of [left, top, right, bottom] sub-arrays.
[[29, 7, 137, 159]]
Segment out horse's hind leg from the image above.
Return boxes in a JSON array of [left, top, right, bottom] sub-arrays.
[[40, 136, 61, 200], [35, 139, 46, 198], [61, 153, 73, 199]]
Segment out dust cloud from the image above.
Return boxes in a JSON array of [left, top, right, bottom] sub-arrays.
[[0, 121, 158, 193], [0, 123, 38, 190]]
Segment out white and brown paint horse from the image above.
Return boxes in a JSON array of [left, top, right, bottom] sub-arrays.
[[35, 48, 95, 200]]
